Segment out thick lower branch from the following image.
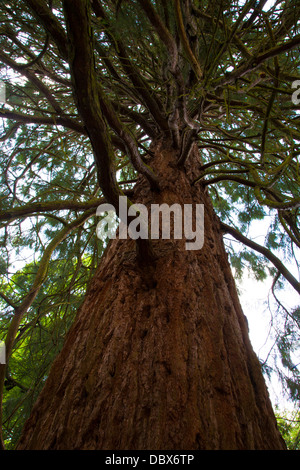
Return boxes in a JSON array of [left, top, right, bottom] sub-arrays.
[[63, 0, 122, 210]]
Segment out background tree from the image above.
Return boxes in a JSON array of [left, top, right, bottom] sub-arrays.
[[276, 408, 300, 450], [0, 0, 299, 450]]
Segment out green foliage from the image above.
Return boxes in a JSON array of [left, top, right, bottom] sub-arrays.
[[276, 409, 300, 450], [0, 231, 104, 448]]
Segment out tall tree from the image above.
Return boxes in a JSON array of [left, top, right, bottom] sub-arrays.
[[0, 0, 299, 450]]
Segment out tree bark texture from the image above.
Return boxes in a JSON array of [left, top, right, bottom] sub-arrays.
[[16, 140, 286, 450]]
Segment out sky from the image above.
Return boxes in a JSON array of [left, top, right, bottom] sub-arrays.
[[236, 242, 299, 410]]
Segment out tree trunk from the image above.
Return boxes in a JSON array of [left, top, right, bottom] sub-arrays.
[[16, 140, 286, 450]]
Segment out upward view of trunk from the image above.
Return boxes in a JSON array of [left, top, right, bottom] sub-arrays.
[[16, 140, 286, 450]]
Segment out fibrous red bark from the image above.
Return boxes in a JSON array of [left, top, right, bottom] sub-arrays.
[[16, 140, 286, 450]]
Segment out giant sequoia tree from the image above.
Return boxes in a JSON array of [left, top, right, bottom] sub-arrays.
[[0, 0, 300, 450]]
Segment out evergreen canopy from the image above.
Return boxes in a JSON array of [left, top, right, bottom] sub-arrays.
[[0, 0, 299, 448]]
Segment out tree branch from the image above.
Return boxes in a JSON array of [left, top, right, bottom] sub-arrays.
[[0, 207, 95, 450], [0, 50, 64, 114], [174, 0, 203, 79], [221, 221, 300, 295], [214, 34, 300, 91], [0, 198, 104, 223], [24, 0, 69, 60], [91, 0, 169, 133], [96, 88, 161, 191], [137, 0, 178, 72], [62, 0, 125, 211], [0, 109, 85, 135]]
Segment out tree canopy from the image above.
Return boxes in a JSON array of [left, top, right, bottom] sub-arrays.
[[0, 0, 299, 448]]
